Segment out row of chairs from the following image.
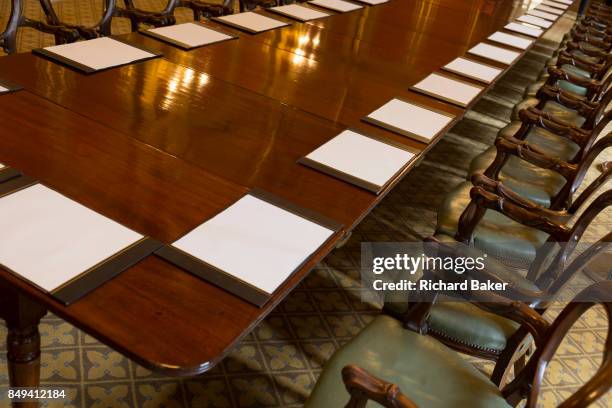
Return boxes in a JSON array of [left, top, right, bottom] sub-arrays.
[[305, 1, 612, 406], [0, 0, 239, 54]]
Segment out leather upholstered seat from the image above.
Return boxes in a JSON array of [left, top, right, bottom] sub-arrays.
[[495, 122, 581, 161], [511, 98, 588, 125], [435, 182, 551, 263], [524, 79, 589, 99], [304, 315, 511, 408], [384, 295, 520, 355]]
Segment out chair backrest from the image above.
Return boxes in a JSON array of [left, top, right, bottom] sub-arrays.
[[39, 0, 117, 37], [0, 0, 24, 54]]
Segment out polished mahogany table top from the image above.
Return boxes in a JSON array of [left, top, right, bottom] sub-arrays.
[[0, 0, 538, 375]]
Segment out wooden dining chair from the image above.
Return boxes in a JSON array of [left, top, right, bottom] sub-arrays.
[[114, 0, 179, 31], [433, 127, 611, 265], [178, 0, 232, 20], [1, 0, 79, 54], [116, 0, 234, 32], [306, 281, 612, 407], [36, 0, 116, 39], [521, 14, 612, 102], [386, 187, 612, 385], [238, 0, 293, 12], [464, 102, 612, 208]]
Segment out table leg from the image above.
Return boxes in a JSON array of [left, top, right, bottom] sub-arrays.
[[0, 285, 46, 408]]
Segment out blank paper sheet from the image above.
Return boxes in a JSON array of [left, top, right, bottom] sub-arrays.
[[443, 57, 503, 83], [308, 0, 363, 12], [0, 184, 144, 292], [41, 37, 157, 71], [303, 130, 415, 192], [527, 9, 558, 21], [214, 12, 289, 33], [353, 0, 388, 4], [545, 0, 570, 5], [517, 15, 553, 28], [536, 5, 564, 14], [504, 22, 543, 37], [365, 99, 454, 143], [172, 194, 335, 295], [412, 73, 483, 107], [468, 43, 520, 65], [488, 31, 533, 50], [543, 0, 569, 7], [269, 4, 331, 21], [144, 23, 235, 48]]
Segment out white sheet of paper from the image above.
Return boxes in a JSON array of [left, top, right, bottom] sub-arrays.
[[146, 23, 234, 48], [0, 85, 8, 93], [353, 0, 388, 4], [305, 130, 415, 189], [536, 4, 564, 14], [468, 43, 520, 65], [546, 0, 571, 5], [487, 31, 533, 50], [43, 37, 156, 71], [543, 0, 570, 7], [504, 22, 543, 37], [269, 4, 331, 21], [173, 194, 334, 295], [412, 73, 483, 106], [0, 184, 144, 292], [527, 9, 558, 21], [517, 15, 553, 28], [215, 12, 289, 33], [366, 99, 454, 142], [308, 0, 363, 12], [443, 57, 503, 83]]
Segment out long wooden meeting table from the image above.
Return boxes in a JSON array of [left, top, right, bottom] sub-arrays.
[[0, 0, 568, 404]]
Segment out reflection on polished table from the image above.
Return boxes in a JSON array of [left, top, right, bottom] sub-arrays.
[[0, 0, 537, 399]]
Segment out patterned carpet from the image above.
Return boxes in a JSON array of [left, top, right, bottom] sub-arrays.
[[1, 2, 611, 407]]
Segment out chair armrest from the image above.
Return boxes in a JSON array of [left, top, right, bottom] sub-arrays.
[[470, 173, 570, 219], [571, 33, 611, 51], [519, 107, 590, 146], [466, 185, 571, 240], [546, 67, 604, 94], [534, 85, 598, 116], [581, 17, 611, 32], [493, 136, 578, 180], [342, 365, 419, 408], [423, 237, 550, 343], [557, 51, 606, 75], [20, 18, 80, 43], [566, 41, 609, 60]]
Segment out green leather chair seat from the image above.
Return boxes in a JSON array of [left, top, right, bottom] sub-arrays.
[[384, 294, 521, 354], [436, 182, 550, 263], [468, 147, 567, 207], [511, 98, 587, 127], [497, 121, 580, 161], [305, 315, 511, 408], [525, 79, 589, 99]]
